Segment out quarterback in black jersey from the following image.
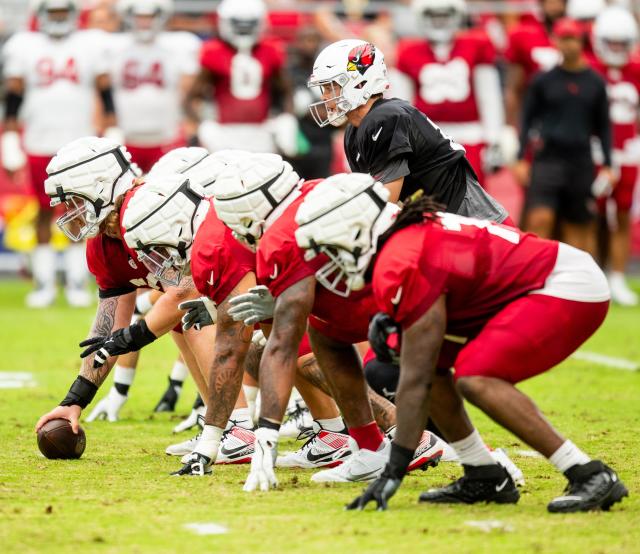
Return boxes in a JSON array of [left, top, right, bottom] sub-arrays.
[[308, 39, 509, 223]]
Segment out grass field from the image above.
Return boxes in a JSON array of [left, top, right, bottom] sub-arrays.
[[0, 279, 639, 554]]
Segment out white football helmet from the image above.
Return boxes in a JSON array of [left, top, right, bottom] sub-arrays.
[[122, 174, 209, 286], [212, 154, 301, 251], [148, 147, 249, 197], [308, 39, 389, 128], [295, 174, 399, 297], [217, 0, 266, 51], [594, 7, 639, 67], [412, 0, 467, 43], [118, 0, 173, 42], [567, 0, 606, 22], [31, 0, 80, 38], [45, 137, 135, 241]]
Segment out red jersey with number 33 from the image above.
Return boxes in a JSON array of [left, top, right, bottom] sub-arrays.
[[199, 39, 285, 124], [257, 180, 378, 344], [374, 214, 558, 333]]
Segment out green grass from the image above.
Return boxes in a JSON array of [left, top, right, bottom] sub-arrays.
[[0, 279, 639, 554]]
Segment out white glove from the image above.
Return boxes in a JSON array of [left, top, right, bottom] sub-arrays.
[[270, 113, 299, 158], [483, 143, 504, 174], [228, 286, 275, 326], [243, 427, 279, 492], [1, 131, 26, 172], [591, 170, 615, 199], [103, 126, 125, 146], [85, 386, 128, 422], [179, 297, 218, 331]]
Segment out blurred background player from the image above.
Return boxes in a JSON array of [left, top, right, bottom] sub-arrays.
[[185, 0, 297, 157], [590, 6, 640, 306], [566, 0, 606, 55], [397, 0, 506, 185], [1, 0, 117, 308], [111, 0, 200, 173]]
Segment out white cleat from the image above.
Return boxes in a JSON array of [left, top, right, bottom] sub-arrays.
[[64, 287, 93, 308], [279, 399, 313, 439], [492, 447, 525, 487], [173, 406, 206, 434], [277, 421, 351, 469], [609, 272, 638, 307], [26, 287, 56, 309], [166, 431, 201, 457], [85, 386, 128, 422], [407, 431, 445, 472], [311, 438, 390, 483], [215, 426, 255, 465]]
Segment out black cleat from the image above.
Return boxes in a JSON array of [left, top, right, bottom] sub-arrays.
[[419, 463, 520, 505], [171, 453, 212, 476], [547, 460, 629, 513], [154, 378, 182, 412]]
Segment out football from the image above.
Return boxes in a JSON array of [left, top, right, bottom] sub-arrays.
[[37, 419, 86, 460]]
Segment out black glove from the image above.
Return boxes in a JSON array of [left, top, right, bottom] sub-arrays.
[[79, 320, 156, 368], [368, 312, 401, 364], [346, 442, 413, 511]]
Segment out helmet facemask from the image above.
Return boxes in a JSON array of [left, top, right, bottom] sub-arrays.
[[37, 4, 79, 38], [307, 74, 351, 128], [421, 7, 463, 43]]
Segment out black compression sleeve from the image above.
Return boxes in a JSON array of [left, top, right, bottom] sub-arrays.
[[5, 91, 23, 119], [60, 376, 98, 408], [99, 87, 116, 116]]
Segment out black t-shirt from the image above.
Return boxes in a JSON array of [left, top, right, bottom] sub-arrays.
[[344, 97, 471, 211]]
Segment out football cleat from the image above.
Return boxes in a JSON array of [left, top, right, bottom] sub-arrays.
[[311, 438, 390, 483], [216, 426, 255, 465], [166, 416, 203, 456], [279, 398, 313, 439], [277, 421, 351, 469], [171, 452, 213, 476], [419, 463, 520, 505], [64, 287, 93, 308], [608, 272, 638, 307], [26, 287, 56, 309], [172, 404, 205, 434], [547, 460, 628, 513], [154, 377, 182, 412], [492, 448, 525, 487], [407, 431, 445, 473]]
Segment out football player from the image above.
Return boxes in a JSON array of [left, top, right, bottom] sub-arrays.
[[307, 39, 510, 223], [111, 0, 201, 172], [566, 0, 606, 55], [397, 0, 506, 184], [209, 157, 520, 490], [589, 7, 640, 306], [505, 0, 565, 127], [294, 175, 628, 514], [32, 139, 252, 461], [184, 0, 297, 157], [2, 0, 117, 308]]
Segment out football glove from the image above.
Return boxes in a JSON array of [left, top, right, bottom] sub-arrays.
[[228, 286, 275, 326], [346, 469, 402, 511], [1, 131, 26, 172], [368, 312, 401, 364], [243, 427, 279, 492], [85, 385, 128, 422], [171, 452, 213, 476], [79, 320, 156, 368], [179, 297, 217, 331], [483, 143, 504, 174]]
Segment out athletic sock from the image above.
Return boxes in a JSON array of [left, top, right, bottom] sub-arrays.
[[31, 244, 56, 290], [228, 407, 253, 430], [317, 416, 346, 433], [243, 384, 258, 423], [451, 429, 497, 466], [169, 359, 188, 383], [549, 440, 591, 474], [113, 365, 136, 396], [63, 243, 88, 290], [195, 425, 224, 459], [349, 421, 384, 452], [192, 394, 204, 410]]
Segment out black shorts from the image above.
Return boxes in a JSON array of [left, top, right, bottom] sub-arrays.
[[527, 155, 597, 224]]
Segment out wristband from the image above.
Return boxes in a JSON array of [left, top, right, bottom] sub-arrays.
[[60, 376, 98, 409], [258, 417, 281, 432], [386, 441, 415, 480]]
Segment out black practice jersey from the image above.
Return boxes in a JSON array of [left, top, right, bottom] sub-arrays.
[[344, 98, 472, 211]]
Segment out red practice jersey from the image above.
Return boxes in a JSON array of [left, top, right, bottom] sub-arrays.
[[505, 18, 560, 82], [191, 201, 257, 305], [397, 30, 496, 124], [373, 213, 559, 334], [257, 180, 378, 344], [199, 39, 285, 124], [589, 57, 640, 156]]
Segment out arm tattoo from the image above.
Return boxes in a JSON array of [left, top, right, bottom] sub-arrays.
[[79, 296, 119, 387], [206, 287, 253, 428]]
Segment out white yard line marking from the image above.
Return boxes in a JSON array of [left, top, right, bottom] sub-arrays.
[[0, 372, 36, 389], [183, 522, 228, 536], [465, 520, 514, 533], [571, 351, 639, 371]]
